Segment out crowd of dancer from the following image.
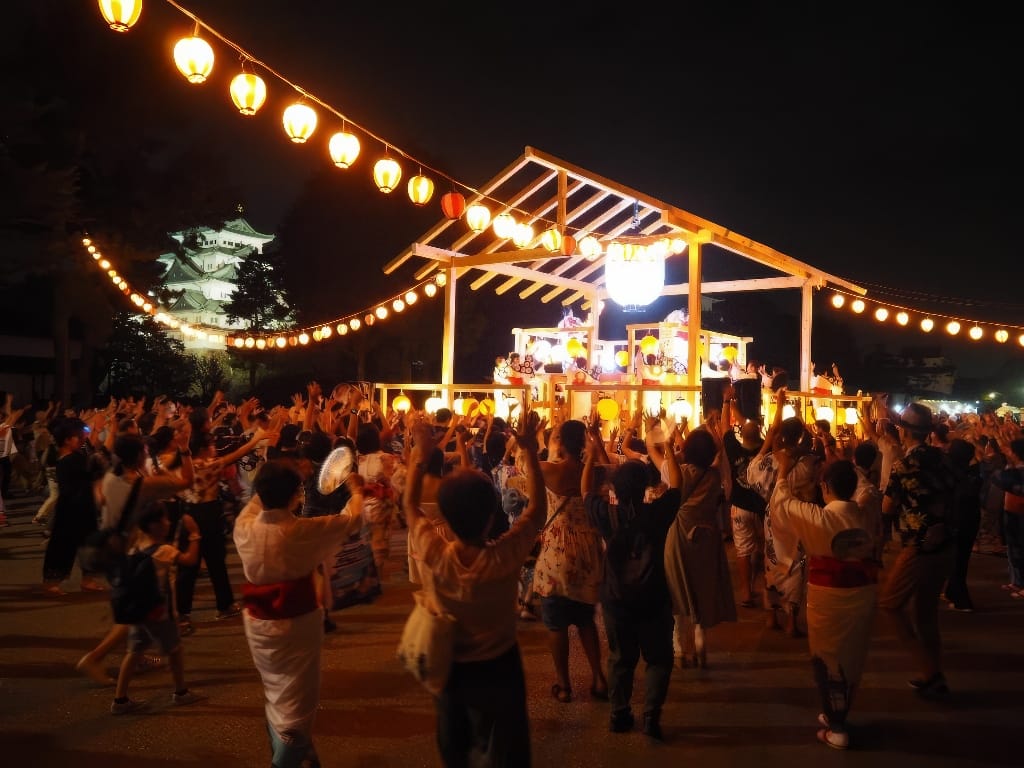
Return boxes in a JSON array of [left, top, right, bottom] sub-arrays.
[[1, 381, 1022, 766]]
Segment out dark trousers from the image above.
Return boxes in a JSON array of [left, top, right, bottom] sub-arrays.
[[176, 501, 234, 615], [1005, 511, 1024, 587], [436, 644, 531, 768], [0, 456, 11, 500], [603, 601, 674, 719], [945, 511, 980, 608]]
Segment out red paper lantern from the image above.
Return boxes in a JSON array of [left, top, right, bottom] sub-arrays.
[[561, 234, 577, 256], [440, 191, 466, 220]]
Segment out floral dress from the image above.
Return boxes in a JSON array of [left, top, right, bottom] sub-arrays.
[[532, 489, 603, 605]]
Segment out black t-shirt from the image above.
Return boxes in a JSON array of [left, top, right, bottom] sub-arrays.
[[586, 487, 681, 615], [723, 430, 766, 515]]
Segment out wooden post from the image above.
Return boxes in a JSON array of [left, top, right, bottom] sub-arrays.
[[800, 280, 813, 392], [441, 266, 456, 388]]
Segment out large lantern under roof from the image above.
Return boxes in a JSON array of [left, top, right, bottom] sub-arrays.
[[229, 71, 267, 115], [373, 157, 402, 193], [540, 227, 562, 253], [440, 191, 466, 220], [605, 242, 665, 307], [328, 131, 360, 168], [511, 222, 534, 248], [173, 34, 214, 84], [98, 0, 142, 31], [283, 103, 317, 143], [492, 212, 516, 239], [465, 203, 491, 233]]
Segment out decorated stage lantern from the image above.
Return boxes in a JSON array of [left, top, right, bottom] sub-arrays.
[[98, 0, 143, 32], [596, 398, 619, 422], [566, 337, 584, 359], [640, 334, 659, 357], [478, 398, 495, 416], [392, 392, 411, 413], [614, 350, 629, 368]]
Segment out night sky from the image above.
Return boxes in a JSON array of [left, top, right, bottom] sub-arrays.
[[36, 2, 1024, 383]]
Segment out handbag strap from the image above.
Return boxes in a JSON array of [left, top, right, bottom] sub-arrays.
[[116, 476, 145, 533], [540, 494, 572, 534]]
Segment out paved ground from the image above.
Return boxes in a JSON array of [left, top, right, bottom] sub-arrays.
[[1, 489, 1020, 768]]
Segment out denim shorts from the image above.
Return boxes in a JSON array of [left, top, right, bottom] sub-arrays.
[[540, 595, 595, 631]]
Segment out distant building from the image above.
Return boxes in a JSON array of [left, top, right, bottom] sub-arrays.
[[156, 217, 275, 351], [864, 345, 957, 401]]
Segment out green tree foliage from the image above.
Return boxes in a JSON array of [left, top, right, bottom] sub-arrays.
[[223, 251, 293, 332], [96, 313, 195, 398]]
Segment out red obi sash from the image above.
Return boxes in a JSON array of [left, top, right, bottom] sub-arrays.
[[641, 379, 659, 385], [241, 573, 318, 620], [807, 556, 878, 588]]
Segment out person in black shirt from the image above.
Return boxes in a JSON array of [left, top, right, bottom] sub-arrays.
[[723, 420, 766, 608]]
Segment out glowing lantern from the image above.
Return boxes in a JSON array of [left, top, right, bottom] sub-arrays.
[[844, 407, 859, 425], [815, 406, 834, 423], [298, 333, 310, 345], [328, 131, 360, 168], [373, 157, 402, 193], [640, 335, 658, 356], [561, 234, 577, 256], [831, 294, 845, 308], [87, 245, 97, 253], [99, 259, 111, 270], [349, 317, 361, 330], [393, 299, 405, 312], [364, 313, 375, 326], [461, 398, 479, 417], [969, 325, 983, 340], [465, 203, 491, 233], [896, 311, 909, 326], [540, 227, 562, 253], [851, 299, 866, 314], [782, 404, 796, 419], [320, 325, 332, 339], [946, 320, 961, 335], [275, 337, 286, 348], [440, 191, 466, 219], [424, 283, 437, 298], [1019, 334, 1024, 347], [375, 306, 388, 319], [668, 398, 693, 420], [435, 272, 447, 287], [283, 103, 317, 143], [721, 346, 738, 363], [493, 212, 516, 239], [405, 291, 418, 305], [244, 337, 255, 349], [98, 0, 142, 32], [256, 338, 267, 350], [579, 235, 602, 260], [996, 329, 1009, 343], [605, 241, 665, 307], [596, 398, 620, 422], [424, 394, 444, 415], [229, 72, 267, 115], [82, 237, 92, 246], [875, 307, 889, 322], [478, 398, 495, 416], [566, 338, 584, 358], [512, 223, 534, 248], [921, 317, 934, 332], [392, 392, 411, 413], [336, 324, 348, 336], [614, 350, 629, 368], [407, 174, 434, 205], [173, 34, 214, 84]]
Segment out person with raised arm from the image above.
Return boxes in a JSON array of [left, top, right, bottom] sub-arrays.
[[404, 412, 547, 767]]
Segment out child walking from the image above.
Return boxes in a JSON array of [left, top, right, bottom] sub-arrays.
[[110, 502, 203, 714]]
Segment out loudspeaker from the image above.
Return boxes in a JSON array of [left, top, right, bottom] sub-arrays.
[[733, 378, 762, 422], [701, 377, 728, 413]]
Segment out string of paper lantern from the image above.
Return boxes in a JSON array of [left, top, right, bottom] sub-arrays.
[[826, 288, 1024, 348], [96, 0, 637, 257], [79, 235, 442, 350]]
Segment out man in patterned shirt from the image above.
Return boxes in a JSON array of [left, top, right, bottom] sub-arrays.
[[878, 402, 954, 698]]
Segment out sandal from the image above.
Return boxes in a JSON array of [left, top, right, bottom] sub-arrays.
[[551, 684, 572, 703]]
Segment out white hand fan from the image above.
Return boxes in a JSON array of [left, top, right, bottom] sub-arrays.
[[317, 445, 355, 495]]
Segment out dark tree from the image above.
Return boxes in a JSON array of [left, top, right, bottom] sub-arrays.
[[223, 252, 293, 390], [96, 313, 195, 398]]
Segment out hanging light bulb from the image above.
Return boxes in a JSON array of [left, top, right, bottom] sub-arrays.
[[969, 325, 983, 340], [233, 338, 244, 349], [831, 294, 845, 308], [995, 329, 1009, 343], [256, 338, 267, 350], [896, 311, 909, 326], [320, 325, 332, 339], [465, 203, 491, 233], [375, 306, 388, 319], [229, 70, 267, 115], [921, 317, 934, 332], [373, 156, 402, 193], [349, 317, 361, 331], [493, 212, 516, 239], [407, 173, 434, 205], [874, 307, 889, 322], [404, 291, 418, 305], [424, 282, 437, 298], [667, 397, 693, 420], [336, 324, 348, 336], [98, 0, 142, 32], [392, 392, 411, 413], [424, 393, 444, 415], [540, 227, 562, 253], [298, 332, 310, 345], [392, 298, 405, 312], [283, 102, 317, 143], [328, 130, 360, 168], [244, 337, 255, 349], [275, 337, 286, 348], [561, 234, 577, 256], [512, 222, 534, 248], [173, 31, 214, 84], [851, 299, 866, 314], [946, 320, 961, 335], [605, 241, 665, 308]]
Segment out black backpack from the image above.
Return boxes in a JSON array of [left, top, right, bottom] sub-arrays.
[[109, 543, 165, 625]]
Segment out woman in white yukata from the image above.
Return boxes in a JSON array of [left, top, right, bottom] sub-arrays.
[[771, 455, 880, 751], [233, 460, 364, 768]]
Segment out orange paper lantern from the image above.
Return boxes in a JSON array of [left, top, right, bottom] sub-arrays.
[[440, 191, 466, 220]]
